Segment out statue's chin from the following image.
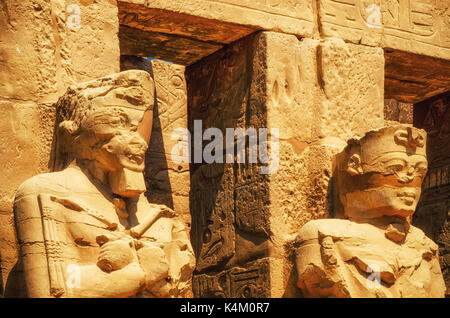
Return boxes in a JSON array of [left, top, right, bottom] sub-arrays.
[[109, 168, 146, 198]]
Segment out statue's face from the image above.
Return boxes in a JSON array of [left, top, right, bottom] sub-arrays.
[[341, 127, 427, 219], [80, 107, 148, 173]]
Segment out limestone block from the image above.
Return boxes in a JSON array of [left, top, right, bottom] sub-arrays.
[[149, 60, 190, 221], [192, 257, 271, 298], [318, 0, 450, 60], [0, 0, 119, 102], [118, 0, 450, 63], [262, 33, 384, 239], [118, 0, 314, 64], [119, 0, 314, 40]]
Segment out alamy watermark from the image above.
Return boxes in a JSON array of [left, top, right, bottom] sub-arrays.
[[365, 4, 382, 29], [366, 264, 381, 289], [66, 264, 81, 290], [66, 4, 81, 30], [171, 120, 279, 175]]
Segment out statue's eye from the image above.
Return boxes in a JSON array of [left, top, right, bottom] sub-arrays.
[[385, 160, 406, 173], [389, 164, 404, 173]]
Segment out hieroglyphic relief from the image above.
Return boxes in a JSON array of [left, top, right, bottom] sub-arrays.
[[186, 34, 275, 297], [211, 0, 313, 20], [192, 258, 270, 298], [322, 0, 436, 33], [147, 60, 191, 217], [190, 164, 235, 272], [319, 0, 450, 57], [234, 164, 271, 236]]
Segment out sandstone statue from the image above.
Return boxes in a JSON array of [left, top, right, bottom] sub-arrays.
[[13, 70, 195, 298], [294, 125, 446, 298]]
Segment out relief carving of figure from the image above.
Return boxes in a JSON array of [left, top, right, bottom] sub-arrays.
[[13, 70, 195, 298], [294, 124, 446, 297]]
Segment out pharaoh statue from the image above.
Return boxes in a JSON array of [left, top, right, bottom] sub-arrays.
[[294, 125, 446, 298], [13, 70, 195, 298]]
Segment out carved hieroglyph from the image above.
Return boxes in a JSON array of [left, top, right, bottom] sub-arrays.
[[295, 124, 446, 298], [13, 70, 195, 298]]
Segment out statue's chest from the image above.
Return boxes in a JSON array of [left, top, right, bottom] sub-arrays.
[[49, 194, 124, 245]]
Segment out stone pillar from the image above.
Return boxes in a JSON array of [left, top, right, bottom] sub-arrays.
[[187, 31, 384, 297], [0, 0, 119, 296]]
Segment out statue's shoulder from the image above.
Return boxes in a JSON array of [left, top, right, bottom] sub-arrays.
[[16, 168, 89, 198], [407, 225, 439, 252], [296, 218, 385, 244], [296, 219, 354, 242]]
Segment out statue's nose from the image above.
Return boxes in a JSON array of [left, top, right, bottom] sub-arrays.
[[399, 167, 415, 183]]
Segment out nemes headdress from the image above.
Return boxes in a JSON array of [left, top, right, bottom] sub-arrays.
[[53, 70, 155, 171]]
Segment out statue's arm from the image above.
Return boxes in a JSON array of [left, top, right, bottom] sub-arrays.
[[13, 189, 51, 297], [295, 222, 350, 298]]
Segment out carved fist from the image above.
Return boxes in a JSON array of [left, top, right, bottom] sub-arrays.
[[96, 234, 136, 272]]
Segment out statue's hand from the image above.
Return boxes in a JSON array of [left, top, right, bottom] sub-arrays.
[[96, 234, 137, 272]]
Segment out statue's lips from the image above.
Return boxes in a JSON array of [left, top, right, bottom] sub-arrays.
[[396, 191, 417, 206]]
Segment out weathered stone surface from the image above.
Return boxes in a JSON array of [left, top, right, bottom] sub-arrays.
[[0, 0, 119, 102], [295, 125, 446, 298], [0, 102, 43, 293], [150, 59, 191, 224], [318, 0, 450, 60], [187, 31, 385, 297], [193, 258, 271, 298], [118, 0, 314, 43], [190, 164, 236, 273]]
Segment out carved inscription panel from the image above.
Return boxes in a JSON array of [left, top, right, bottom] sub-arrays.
[[192, 258, 271, 298], [320, 0, 450, 58]]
